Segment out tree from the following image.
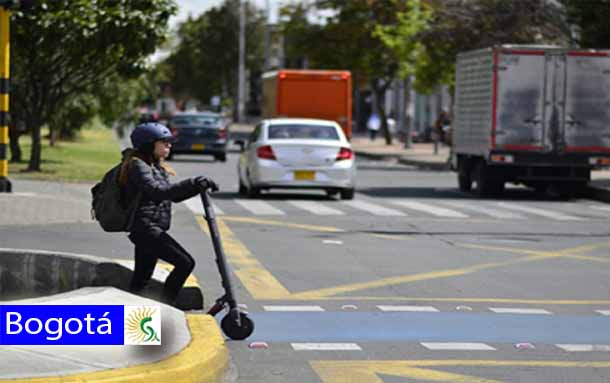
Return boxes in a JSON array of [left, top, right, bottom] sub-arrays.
[[161, 0, 265, 117], [562, 0, 610, 48], [283, 0, 412, 145], [11, 0, 177, 171], [374, 0, 431, 147]]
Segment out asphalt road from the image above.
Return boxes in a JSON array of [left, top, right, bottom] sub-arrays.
[[4, 150, 610, 383]]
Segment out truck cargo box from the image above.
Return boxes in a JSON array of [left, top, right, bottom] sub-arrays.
[[454, 45, 610, 156], [453, 45, 610, 197], [262, 70, 352, 138]]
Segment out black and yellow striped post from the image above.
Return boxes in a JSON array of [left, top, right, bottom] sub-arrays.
[[0, 6, 9, 192]]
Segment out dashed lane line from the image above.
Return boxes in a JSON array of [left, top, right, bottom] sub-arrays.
[[556, 344, 610, 352], [420, 343, 496, 351], [377, 305, 439, 312], [291, 343, 362, 351], [488, 308, 552, 315], [263, 305, 325, 312]]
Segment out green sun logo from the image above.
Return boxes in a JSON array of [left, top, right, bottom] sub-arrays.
[[125, 307, 160, 343]]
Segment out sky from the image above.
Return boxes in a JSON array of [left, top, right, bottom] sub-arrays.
[[173, 0, 282, 27]]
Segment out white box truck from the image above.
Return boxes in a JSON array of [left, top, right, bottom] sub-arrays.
[[452, 45, 610, 197]]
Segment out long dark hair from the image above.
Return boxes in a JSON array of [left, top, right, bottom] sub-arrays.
[[118, 147, 176, 187]]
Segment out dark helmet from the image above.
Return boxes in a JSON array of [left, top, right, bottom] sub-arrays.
[[130, 122, 174, 152]]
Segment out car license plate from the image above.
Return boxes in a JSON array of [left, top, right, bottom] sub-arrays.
[[191, 144, 205, 150], [294, 170, 315, 180]]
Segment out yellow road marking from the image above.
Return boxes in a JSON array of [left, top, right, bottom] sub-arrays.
[[221, 215, 345, 233], [311, 360, 610, 383], [196, 216, 291, 299], [195, 216, 610, 303]]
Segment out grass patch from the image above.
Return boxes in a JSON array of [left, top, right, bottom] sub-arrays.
[[8, 122, 122, 183]]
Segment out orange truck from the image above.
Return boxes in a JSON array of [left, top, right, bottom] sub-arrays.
[[262, 69, 352, 139]]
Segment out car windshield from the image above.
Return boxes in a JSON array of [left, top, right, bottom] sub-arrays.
[[172, 115, 221, 127], [268, 124, 340, 140]]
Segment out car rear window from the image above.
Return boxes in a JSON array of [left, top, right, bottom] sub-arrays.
[[268, 124, 340, 140], [172, 115, 221, 127]]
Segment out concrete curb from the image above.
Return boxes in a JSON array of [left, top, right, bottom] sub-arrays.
[[8, 314, 228, 383], [397, 157, 451, 171], [0, 248, 229, 383]]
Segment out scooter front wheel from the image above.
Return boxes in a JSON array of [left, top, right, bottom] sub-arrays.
[[221, 312, 254, 340]]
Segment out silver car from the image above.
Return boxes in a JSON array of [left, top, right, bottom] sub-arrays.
[[237, 118, 356, 199]]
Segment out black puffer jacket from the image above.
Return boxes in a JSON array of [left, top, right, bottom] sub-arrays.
[[125, 158, 200, 234]]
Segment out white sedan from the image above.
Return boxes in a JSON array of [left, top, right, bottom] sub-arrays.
[[237, 118, 356, 199]]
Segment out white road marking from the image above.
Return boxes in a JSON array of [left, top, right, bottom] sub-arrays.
[[421, 342, 496, 351], [291, 343, 362, 351], [377, 305, 439, 312], [184, 197, 224, 215], [234, 199, 285, 215], [288, 200, 345, 215], [556, 344, 610, 352], [497, 202, 582, 221], [390, 200, 469, 218], [443, 201, 525, 219], [342, 200, 406, 216], [322, 240, 343, 245], [588, 205, 610, 212], [596, 310, 610, 316], [489, 308, 552, 315], [263, 305, 324, 312]]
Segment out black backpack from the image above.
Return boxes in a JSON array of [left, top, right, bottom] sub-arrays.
[[91, 163, 141, 232]]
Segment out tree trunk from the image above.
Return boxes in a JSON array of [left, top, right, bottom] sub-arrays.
[[28, 120, 42, 172], [372, 80, 392, 145], [49, 122, 57, 147], [8, 123, 22, 163], [403, 76, 413, 149]]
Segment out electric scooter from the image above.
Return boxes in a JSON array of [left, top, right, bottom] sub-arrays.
[[201, 191, 254, 340]]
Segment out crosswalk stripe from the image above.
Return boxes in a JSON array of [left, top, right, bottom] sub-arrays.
[[342, 200, 406, 216], [556, 344, 610, 352], [184, 197, 224, 215], [497, 202, 582, 221], [421, 342, 496, 351], [235, 199, 285, 215], [377, 305, 439, 312], [390, 200, 469, 218], [288, 200, 345, 215], [291, 343, 362, 351], [442, 201, 525, 219], [489, 308, 552, 315], [589, 205, 610, 212]]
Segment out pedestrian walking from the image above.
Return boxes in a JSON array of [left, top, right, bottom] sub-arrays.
[[367, 112, 381, 141], [119, 122, 219, 306]]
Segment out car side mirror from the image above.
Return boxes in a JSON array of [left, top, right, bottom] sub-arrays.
[[235, 140, 245, 151]]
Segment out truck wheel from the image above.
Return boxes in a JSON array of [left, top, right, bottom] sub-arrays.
[[340, 188, 355, 200], [475, 162, 503, 198], [458, 161, 472, 192]]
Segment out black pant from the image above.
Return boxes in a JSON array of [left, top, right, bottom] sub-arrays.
[[128, 231, 195, 305]]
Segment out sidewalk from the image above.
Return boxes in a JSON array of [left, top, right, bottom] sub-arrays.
[[350, 134, 451, 170], [0, 183, 229, 382]]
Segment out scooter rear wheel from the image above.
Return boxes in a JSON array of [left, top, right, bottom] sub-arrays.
[[221, 312, 254, 340]]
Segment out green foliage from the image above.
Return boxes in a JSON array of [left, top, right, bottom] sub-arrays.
[[10, 0, 177, 170], [161, 0, 265, 108], [413, 0, 569, 93], [563, 0, 610, 48], [374, 0, 431, 80]]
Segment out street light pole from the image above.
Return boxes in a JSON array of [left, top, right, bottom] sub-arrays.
[[0, 6, 10, 192], [237, 0, 246, 123]]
